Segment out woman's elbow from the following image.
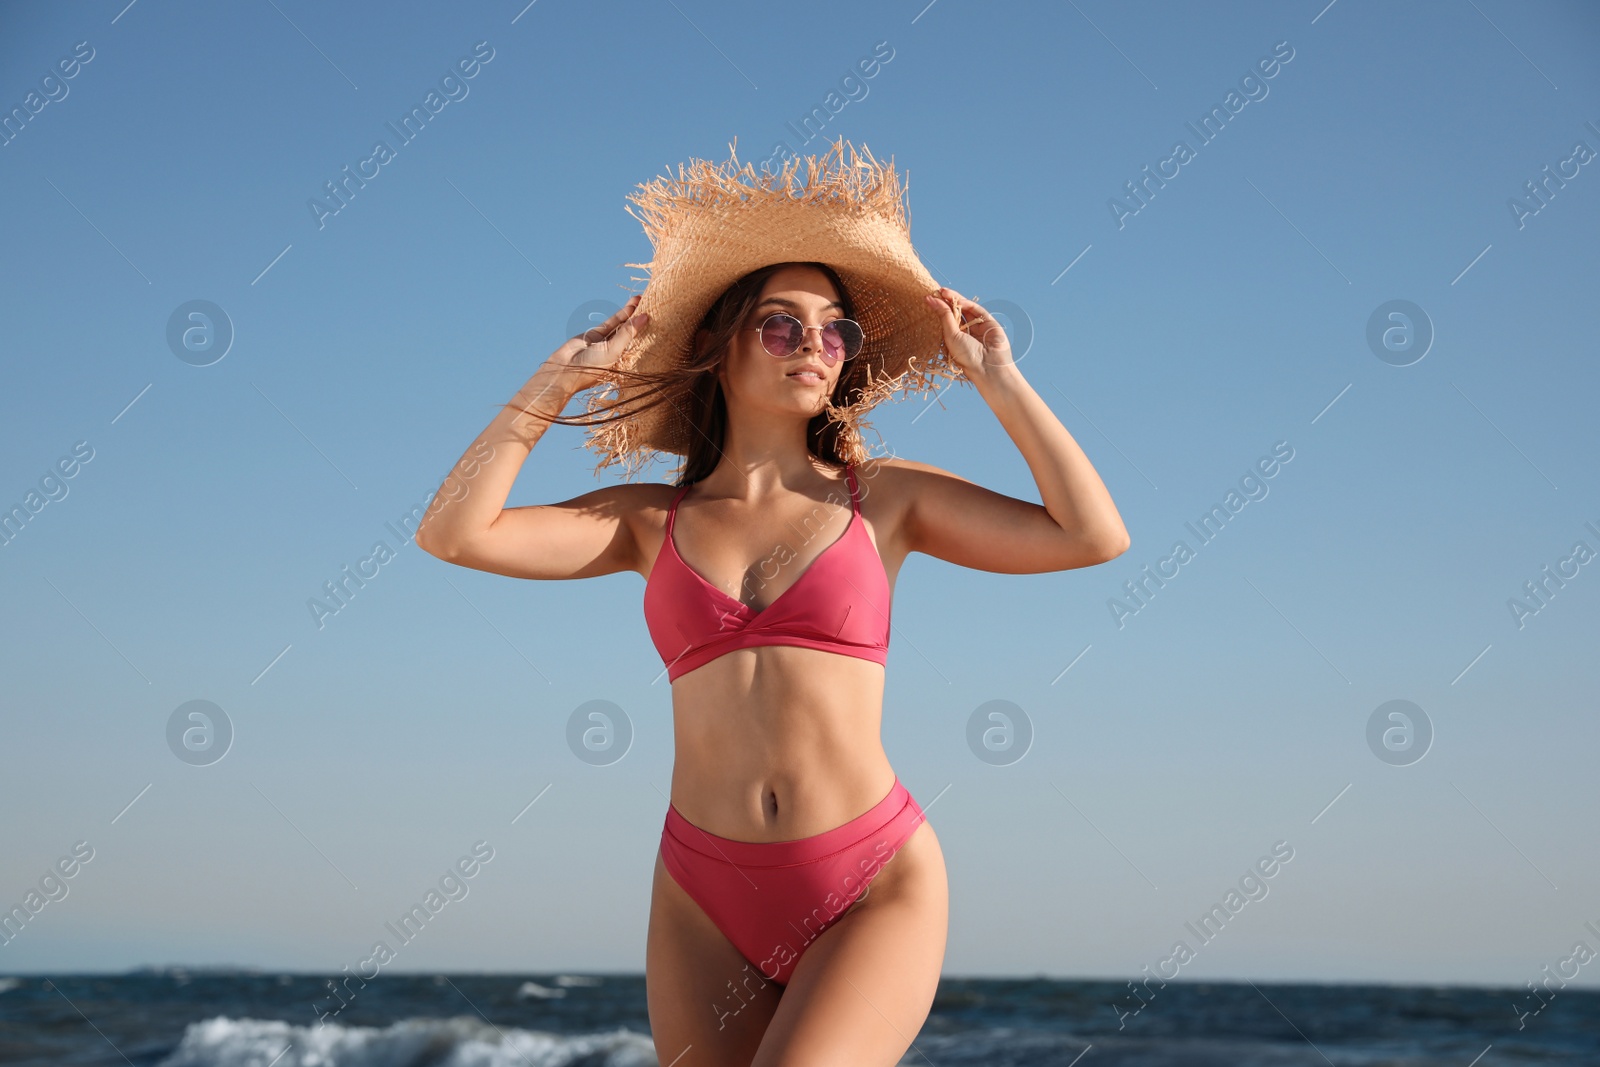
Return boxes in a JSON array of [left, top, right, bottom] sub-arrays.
[[1080, 530, 1130, 566], [415, 529, 460, 562], [1101, 531, 1131, 560]]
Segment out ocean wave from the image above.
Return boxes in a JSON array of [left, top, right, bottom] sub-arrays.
[[154, 1014, 658, 1067], [517, 981, 566, 999]]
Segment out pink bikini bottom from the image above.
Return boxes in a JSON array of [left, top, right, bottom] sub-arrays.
[[659, 777, 927, 986]]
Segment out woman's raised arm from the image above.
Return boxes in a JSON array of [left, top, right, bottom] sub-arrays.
[[414, 298, 651, 580]]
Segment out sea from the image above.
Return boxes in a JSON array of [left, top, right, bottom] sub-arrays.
[[1, 971, 1596, 1066]]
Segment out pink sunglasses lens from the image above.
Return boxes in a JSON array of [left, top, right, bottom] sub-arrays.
[[823, 320, 863, 361], [761, 315, 803, 356]]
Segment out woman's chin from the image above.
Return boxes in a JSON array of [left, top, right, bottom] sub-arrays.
[[758, 394, 829, 417]]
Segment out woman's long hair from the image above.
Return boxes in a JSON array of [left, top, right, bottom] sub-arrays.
[[523, 261, 868, 486]]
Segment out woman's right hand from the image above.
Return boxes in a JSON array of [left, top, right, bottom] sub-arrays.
[[550, 294, 649, 392]]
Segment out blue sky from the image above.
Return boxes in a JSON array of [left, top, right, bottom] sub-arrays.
[[2, 0, 1597, 990]]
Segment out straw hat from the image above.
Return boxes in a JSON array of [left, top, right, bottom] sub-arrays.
[[583, 136, 968, 478]]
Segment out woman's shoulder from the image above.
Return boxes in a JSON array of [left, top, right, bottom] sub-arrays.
[[853, 455, 982, 534], [854, 454, 968, 495], [573, 479, 684, 507], [569, 481, 687, 544], [859, 455, 944, 476], [630, 479, 690, 515], [849, 454, 947, 518]]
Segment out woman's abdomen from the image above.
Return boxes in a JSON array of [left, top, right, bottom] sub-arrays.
[[668, 646, 893, 841]]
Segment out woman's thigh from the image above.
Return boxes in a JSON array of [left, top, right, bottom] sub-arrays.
[[751, 821, 948, 1067], [646, 848, 784, 1067]]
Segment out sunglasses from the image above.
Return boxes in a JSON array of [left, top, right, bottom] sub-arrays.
[[750, 313, 865, 365]]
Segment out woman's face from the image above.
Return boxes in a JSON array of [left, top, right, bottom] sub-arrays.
[[715, 264, 849, 423]]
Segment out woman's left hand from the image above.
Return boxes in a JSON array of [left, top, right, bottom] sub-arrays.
[[923, 287, 1015, 381]]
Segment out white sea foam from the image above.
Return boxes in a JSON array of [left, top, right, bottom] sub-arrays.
[[516, 981, 566, 999], [155, 1015, 657, 1067]]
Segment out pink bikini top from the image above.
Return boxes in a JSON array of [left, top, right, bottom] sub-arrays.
[[644, 464, 892, 682]]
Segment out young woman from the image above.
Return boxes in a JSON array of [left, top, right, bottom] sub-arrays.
[[416, 255, 1128, 1065], [425, 132, 1132, 1064]]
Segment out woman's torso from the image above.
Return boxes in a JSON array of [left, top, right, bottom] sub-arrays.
[[638, 463, 905, 842]]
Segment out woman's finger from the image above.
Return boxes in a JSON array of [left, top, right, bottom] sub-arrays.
[[581, 296, 644, 344], [940, 290, 986, 325], [599, 307, 648, 352], [933, 287, 993, 333], [941, 290, 1000, 339], [963, 308, 1005, 348], [605, 295, 642, 324], [959, 305, 992, 334], [924, 291, 960, 331], [927, 289, 1008, 366], [926, 289, 988, 344]]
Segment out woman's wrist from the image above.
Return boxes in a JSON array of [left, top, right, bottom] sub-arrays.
[[495, 359, 577, 439], [520, 355, 587, 404], [969, 356, 1029, 408]]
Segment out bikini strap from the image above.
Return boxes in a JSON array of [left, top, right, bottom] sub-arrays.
[[845, 463, 859, 515], [666, 482, 692, 534]]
